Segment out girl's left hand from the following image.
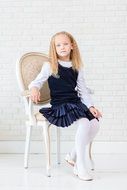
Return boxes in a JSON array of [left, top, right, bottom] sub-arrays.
[[89, 107, 102, 118]]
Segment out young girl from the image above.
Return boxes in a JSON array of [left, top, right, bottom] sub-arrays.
[[29, 31, 102, 181]]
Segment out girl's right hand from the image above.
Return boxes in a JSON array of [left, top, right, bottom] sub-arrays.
[[30, 87, 40, 104]]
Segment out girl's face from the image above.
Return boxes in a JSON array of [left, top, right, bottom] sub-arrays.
[[54, 34, 73, 61]]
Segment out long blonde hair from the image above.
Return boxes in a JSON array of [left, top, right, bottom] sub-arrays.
[[49, 31, 83, 75]]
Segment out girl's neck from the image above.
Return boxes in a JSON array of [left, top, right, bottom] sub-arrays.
[[58, 59, 71, 63], [58, 56, 70, 62]]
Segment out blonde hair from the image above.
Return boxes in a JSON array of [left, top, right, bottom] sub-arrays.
[[49, 31, 83, 75]]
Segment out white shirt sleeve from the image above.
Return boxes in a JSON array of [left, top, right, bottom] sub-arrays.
[[77, 69, 94, 109], [28, 62, 51, 90]]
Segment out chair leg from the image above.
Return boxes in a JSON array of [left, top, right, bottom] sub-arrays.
[[56, 127, 60, 164], [89, 141, 95, 170], [24, 124, 32, 169], [43, 122, 51, 177]]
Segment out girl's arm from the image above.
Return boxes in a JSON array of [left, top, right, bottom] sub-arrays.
[[77, 69, 102, 118], [77, 69, 94, 109], [28, 62, 51, 90], [28, 62, 51, 103]]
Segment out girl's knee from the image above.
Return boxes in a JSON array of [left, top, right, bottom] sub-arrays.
[[79, 117, 89, 123]]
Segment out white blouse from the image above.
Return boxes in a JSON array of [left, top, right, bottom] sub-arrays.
[[28, 60, 94, 108]]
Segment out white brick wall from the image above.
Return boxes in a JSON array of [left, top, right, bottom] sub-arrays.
[[0, 0, 127, 152]]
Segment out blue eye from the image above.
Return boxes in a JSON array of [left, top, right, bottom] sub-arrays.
[[56, 44, 61, 47]]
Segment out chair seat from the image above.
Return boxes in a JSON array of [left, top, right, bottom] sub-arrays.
[[25, 113, 47, 126], [35, 112, 46, 121]]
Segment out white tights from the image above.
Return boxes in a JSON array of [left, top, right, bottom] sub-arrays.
[[70, 118, 100, 174]]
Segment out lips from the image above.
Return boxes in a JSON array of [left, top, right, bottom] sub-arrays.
[[61, 51, 66, 53]]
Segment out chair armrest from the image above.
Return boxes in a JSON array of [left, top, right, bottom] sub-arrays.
[[27, 98, 37, 125], [21, 90, 36, 125]]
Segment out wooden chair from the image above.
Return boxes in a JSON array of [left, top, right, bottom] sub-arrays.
[[16, 52, 94, 177]]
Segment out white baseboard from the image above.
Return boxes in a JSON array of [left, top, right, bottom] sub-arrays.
[[0, 141, 127, 171]]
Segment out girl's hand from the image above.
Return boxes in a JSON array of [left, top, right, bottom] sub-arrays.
[[89, 106, 102, 119], [30, 87, 40, 104]]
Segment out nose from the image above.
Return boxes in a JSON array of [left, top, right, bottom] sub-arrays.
[[61, 44, 65, 49]]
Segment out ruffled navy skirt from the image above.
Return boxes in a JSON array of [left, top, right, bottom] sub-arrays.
[[39, 102, 98, 128]]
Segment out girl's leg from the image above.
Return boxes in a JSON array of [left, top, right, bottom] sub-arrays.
[[86, 118, 100, 170], [89, 118, 100, 142], [74, 118, 93, 180], [66, 119, 99, 162], [66, 118, 100, 167]]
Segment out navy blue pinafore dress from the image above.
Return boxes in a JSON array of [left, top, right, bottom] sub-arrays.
[[39, 64, 97, 127]]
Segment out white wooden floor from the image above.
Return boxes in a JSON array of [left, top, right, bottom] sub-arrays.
[[0, 154, 127, 190]]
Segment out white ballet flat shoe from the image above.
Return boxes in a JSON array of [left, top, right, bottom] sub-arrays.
[[73, 165, 93, 181], [65, 154, 75, 166]]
